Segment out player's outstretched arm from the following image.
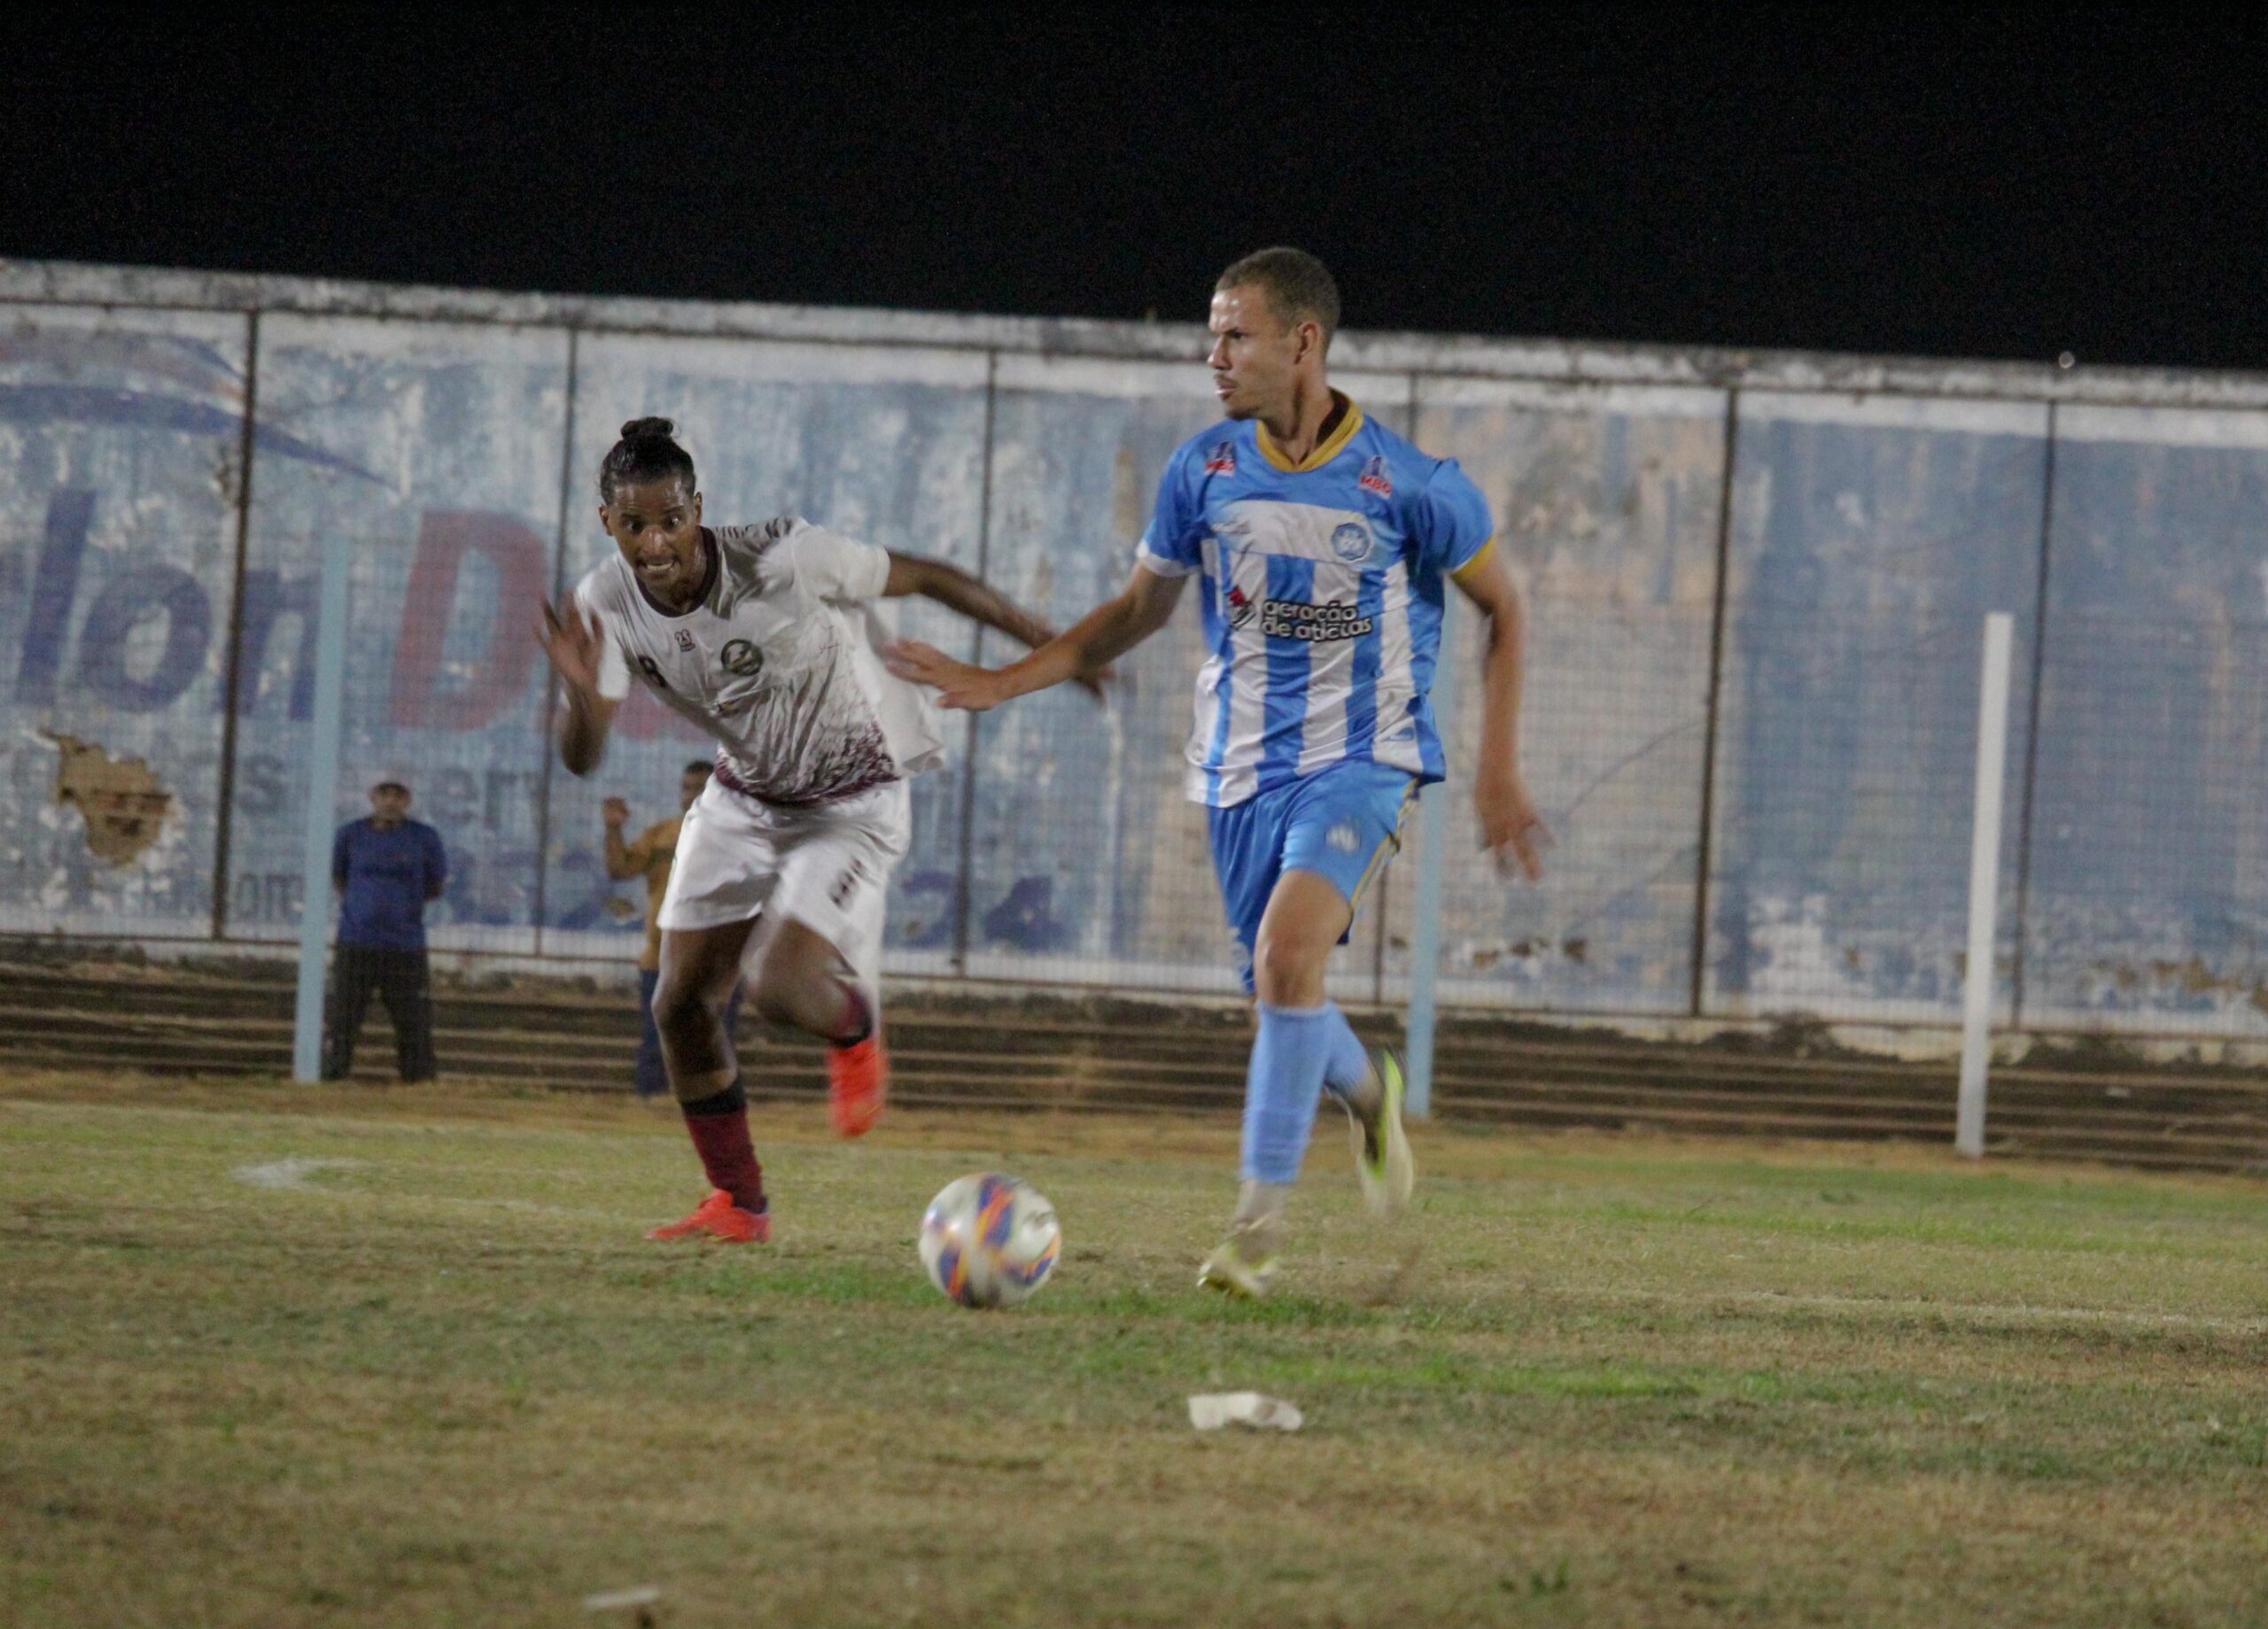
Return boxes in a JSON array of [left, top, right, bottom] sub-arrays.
[[1450, 549, 1550, 881], [876, 554, 1100, 696], [883, 561, 1184, 712], [881, 553, 1057, 654], [537, 597, 619, 777]]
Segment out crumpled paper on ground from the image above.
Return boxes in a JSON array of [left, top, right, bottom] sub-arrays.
[[1188, 1392, 1303, 1431]]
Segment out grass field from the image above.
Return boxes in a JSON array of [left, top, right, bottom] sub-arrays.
[[4, 1070, 2264, 1628]]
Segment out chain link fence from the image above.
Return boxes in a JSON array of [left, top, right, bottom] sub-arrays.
[[4, 271, 2266, 1042]]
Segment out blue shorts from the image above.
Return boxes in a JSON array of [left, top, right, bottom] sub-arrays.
[[1208, 759, 1419, 995]]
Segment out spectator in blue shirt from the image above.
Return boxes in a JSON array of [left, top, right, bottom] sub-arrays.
[[322, 776, 447, 1082]]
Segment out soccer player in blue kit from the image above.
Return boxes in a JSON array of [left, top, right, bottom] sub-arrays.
[[889, 248, 1548, 1296]]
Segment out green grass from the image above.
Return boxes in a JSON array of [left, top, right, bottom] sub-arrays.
[[3, 1070, 2264, 1627]]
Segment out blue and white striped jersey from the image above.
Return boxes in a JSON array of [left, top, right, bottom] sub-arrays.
[[1138, 399, 1496, 808]]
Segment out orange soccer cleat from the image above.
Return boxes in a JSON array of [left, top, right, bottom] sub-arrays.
[[647, 1188, 770, 1244], [827, 1033, 889, 1138]]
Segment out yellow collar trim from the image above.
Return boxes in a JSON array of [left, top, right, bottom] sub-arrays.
[[1256, 395, 1364, 474]]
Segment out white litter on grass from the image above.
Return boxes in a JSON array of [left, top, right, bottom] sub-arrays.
[[230, 1157, 362, 1191], [1189, 1392, 1303, 1431], [584, 1585, 664, 1611]]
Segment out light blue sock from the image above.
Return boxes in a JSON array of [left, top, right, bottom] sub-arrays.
[[1241, 1005, 1332, 1184], [1319, 1004, 1371, 1098]]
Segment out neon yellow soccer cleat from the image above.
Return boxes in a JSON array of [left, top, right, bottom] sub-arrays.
[[1348, 1047, 1415, 1221]]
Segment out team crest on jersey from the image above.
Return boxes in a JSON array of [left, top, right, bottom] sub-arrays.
[[675, 630, 696, 652], [1330, 521, 1374, 563], [719, 639, 765, 678], [1358, 456, 1394, 497], [1204, 439, 1238, 475], [1224, 585, 1255, 630]]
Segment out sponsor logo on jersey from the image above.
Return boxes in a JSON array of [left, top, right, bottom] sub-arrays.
[[1204, 439, 1238, 475], [1224, 585, 1255, 630], [719, 639, 765, 678], [1261, 598, 1375, 642], [1358, 456, 1394, 497], [1330, 520, 1374, 563]]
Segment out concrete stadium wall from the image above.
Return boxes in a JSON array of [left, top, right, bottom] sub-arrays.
[[3, 258, 2265, 1040]]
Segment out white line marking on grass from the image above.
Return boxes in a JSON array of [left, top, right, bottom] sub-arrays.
[[231, 1157, 362, 1191]]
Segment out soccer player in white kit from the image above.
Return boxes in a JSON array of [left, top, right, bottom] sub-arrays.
[[540, 418, 1071, 1245]]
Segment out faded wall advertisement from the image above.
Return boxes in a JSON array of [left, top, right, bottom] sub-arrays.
[[3, 275, 2264, 1040]]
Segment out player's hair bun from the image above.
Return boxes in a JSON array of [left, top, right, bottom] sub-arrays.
[[599, 417, 697, 500]]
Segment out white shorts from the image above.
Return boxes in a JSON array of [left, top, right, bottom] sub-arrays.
[[656, 779, 911, 991]]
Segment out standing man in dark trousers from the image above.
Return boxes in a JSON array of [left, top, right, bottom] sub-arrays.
[[322, 775, 447, 1082], [606, 760, 742, 1099]]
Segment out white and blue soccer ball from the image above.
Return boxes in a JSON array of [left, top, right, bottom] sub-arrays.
[[919, 1173, 1061, 1309]]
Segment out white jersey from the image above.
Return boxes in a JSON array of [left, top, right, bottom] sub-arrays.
[[575, 519, 946, 805]]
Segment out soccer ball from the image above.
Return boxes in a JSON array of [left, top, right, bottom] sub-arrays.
[[919, 1173, 1061, 1309]]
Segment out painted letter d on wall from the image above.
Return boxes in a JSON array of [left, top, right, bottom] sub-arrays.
[[388, 511, 547, 731]]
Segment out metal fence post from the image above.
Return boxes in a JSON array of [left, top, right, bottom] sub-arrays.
[[1956, 611, 2016, 1157], [291, 531, 353, 1082], [1688, 387, 1739, 1016], [1405, 594, 1454, 1119], [209, 309, 260, 941]]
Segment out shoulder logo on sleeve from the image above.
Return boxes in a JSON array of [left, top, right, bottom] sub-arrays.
[[1328, 820, 1362, 855], [719, 639, 765, 678], [1330, 521, 1374, 563], [1204, 439, 1238, 475], [1358, 456, 1394, 497]]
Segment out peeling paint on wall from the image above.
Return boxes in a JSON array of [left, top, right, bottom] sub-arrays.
[[44, 733, 171, 864]]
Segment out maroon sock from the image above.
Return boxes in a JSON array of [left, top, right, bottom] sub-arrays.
[[827, 982, 874, 1049], [680, 1080, 765, 1213]]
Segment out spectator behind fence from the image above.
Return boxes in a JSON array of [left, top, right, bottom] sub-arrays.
[[606, 761, 742, 1099], [322, 775, 447, 1083]]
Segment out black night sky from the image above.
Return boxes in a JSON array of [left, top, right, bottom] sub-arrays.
[[6, 8, 2265, 371]]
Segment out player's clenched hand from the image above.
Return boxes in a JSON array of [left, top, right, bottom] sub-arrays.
[[1476, 764, 1550, 882], [538, 598, 605, 696], [882, 640, 1010, 711]]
